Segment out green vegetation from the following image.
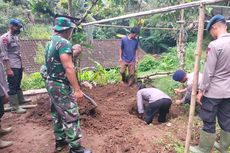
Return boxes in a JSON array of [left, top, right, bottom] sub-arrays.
[[139, 41, 205, 76], [21, 72, 45, 90], [22, 41, 205, 94], [34, 43, 46, 65], [21, 63, 121, 90], [22, 24, 52, 39]]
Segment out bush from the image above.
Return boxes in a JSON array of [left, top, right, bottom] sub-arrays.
[[22, 24, 52, 39], [21, 72, 45, 90], [138, 41, 205, 76], [138, 55, 158, 72], [34, 43, 46, 65], [149, 76, 179, 97], [80, 62, 121, 85]]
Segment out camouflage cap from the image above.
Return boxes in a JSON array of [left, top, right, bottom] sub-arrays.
[[53, 17, 76, 31]]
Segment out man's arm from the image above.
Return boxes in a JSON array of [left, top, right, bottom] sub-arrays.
[[135, 48, 139, 63], [119, 39, 124, 62], [0, 36, 14, 76], [200, 44, 217, 93], [197, 44, 217, 104], [60, 53, 83, 99], [119, 48, 122, 62], [174, 88, 187, 94], [137, 90, 144, 114]]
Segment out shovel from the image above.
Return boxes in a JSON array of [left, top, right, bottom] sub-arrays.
[[81, 92, 97, 116]]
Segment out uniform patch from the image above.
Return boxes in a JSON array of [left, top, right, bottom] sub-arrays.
[[2, 37, 8, 46]]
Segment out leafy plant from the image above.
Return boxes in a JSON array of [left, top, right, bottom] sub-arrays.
[[80, 62, 121, 85], [138, 55, 157, 72], [21, 72, 45, 90], [34, 42, 46, 65], [22, 24, 52, 39]]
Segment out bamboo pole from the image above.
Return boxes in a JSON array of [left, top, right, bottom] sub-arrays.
[[68, 0, 73, 16], [184, 4, 205, 153], [94, 24, 178, 30], [178, 0, 186, 70], [82, 0, 224, 26], [137, 71, 173, 80]]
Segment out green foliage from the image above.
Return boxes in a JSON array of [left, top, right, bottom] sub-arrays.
[[34, 43, 46, 65], [138, 55, 157, 72], [173, 141, 184, 153], [148, 76, 179, 97], [21, 72, 45, 90], [72, 32, 87, 45], [80, 62, 121, 85], [22, 24, 52, 39], [140, 28, 177, 53], [0, 1, 28, 33], [138, 51, 179, 74], [138, 41, 205, 76]]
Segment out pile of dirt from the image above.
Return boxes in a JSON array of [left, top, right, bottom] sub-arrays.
[[1, 83, 199, 153]]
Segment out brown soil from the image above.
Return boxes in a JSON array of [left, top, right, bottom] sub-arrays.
[[1, 83, 201, 153]]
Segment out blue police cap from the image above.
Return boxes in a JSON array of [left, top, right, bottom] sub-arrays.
[[206, 14, 226, 32], [172, 70, 186, 82], [9, 19, 22, 27]]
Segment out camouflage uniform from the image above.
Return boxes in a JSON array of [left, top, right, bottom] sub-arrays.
[[45, 18, 81, 149]]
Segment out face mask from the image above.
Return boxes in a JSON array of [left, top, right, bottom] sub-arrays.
[[13, 29, 21, 35]]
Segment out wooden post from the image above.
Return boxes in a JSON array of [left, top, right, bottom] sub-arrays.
[[184, 4, 205, 153], [177, 0, 186, 70], [68, 0, 73, 16]]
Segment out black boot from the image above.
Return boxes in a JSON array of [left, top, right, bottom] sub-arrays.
[[121, 73, 127, 83], [55, 139, 68, 151], [69, 146, 92, 153]]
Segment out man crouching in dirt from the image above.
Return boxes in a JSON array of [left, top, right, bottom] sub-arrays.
[[136, 84, 172, 125], [172, 69, 203, 105], [45, 17, 91, 153]]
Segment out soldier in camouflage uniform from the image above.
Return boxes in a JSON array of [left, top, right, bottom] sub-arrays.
[[45, 17, 91, 153]]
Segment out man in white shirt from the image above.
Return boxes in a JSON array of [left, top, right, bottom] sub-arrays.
[[172, 70, 202, 105], [136, 85, 172, 124]]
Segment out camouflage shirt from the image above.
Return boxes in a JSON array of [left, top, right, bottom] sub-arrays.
[[45, 35, 72, 84]]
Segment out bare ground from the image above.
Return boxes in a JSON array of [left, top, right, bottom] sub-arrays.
[[1, 83, 202, 153]]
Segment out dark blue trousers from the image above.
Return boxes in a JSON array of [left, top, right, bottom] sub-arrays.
[[0, 96, 4, 119], [199, 96, 230, 133], [144, 98, 172, 124], [7, 68, 23, 95]]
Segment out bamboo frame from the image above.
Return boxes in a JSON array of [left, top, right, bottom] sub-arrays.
[[178, 0, 186, 70], [82, 0, 225, 26], [93, 24, 178, 30], [184, 4, 205, 153]]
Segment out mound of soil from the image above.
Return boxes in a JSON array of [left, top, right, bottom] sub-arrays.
[[1, 83, 199, 153]]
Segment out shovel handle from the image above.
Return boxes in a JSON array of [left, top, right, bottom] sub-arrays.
[[82, 92, 97, 107]]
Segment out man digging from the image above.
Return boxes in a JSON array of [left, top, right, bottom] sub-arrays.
[[45, 17, 91, 153]]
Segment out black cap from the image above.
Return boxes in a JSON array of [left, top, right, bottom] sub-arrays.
[[206, 14, 226, 32], [130, 27, 140, 34]]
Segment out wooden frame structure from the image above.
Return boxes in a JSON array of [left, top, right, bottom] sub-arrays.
[[81, 0, 226, 153]]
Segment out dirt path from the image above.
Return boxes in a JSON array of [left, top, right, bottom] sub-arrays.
[[1, 83, 200, 153]]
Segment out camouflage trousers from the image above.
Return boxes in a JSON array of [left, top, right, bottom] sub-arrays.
[[46, 80, 82, 148]]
